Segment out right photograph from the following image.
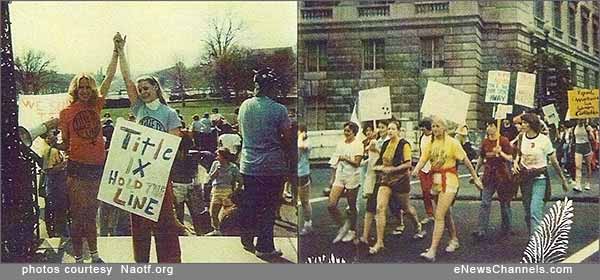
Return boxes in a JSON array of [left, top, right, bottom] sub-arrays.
[[296, 1, 599, 264]]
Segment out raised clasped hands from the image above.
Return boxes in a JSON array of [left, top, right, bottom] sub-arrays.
[[113, 32, 126, 52]]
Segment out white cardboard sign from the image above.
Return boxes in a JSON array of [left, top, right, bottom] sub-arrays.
[[357, 87, 392, 122], [18, 93, 71, 155], [421, 81, 470, 125], [494, 104, 513, 120], [485, 70, 511, 104], [542, 104, 560, 127], [515, 72, 536, 108], [98, 118, 181, 222]]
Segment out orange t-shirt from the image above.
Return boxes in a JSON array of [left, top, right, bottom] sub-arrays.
[[58, 98, 106, 165]]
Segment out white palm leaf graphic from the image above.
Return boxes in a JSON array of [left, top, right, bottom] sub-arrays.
[[305, 254, 347, 264], [521, 198, 574, 263]]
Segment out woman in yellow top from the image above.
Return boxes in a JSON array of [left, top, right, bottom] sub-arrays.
[[411, 116, 482, 262], [369, 121, 426, 254]]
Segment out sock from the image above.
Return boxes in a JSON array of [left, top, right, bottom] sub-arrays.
[[305, 220, 312, 227], [74, 256, 84, 263]]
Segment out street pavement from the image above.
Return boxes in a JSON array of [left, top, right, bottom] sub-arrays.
[[299, 164, 599, 264]]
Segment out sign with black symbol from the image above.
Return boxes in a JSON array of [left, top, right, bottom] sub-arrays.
[[357, 86, 392, 122]]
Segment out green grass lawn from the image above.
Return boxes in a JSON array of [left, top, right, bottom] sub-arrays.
[[102, 99, 240, 125]]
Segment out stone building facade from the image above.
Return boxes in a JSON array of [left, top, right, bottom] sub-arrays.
[[298, 0, 600, 132]]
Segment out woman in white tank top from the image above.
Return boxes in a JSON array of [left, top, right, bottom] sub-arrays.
[[572, 120, 593, 191]]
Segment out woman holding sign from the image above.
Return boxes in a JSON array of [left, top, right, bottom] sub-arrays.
[[50, 35, 120, 263], [116, 33, 182, 263], [411, 116, 483, 262]]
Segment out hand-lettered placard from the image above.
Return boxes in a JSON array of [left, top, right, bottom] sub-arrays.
[[98, 118, 182, 222]]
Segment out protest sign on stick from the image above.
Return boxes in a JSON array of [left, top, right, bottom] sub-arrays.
[[493, 104, 513, 120], [515, 72, 536, 108], [567, 89, 599, 119], [421, 81, 470, 125], [357, 86, 392, 122], [542, 104, 560, 127], [98, 118, 182, 222], [485, 70, 510, 104]]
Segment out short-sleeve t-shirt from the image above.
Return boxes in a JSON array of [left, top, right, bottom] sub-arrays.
[[333, 138, 364, 179], [520, 133, 554, 169], [238, 96, 291, 176], [59, 99, 106, 165], [422, 135, 466, 188], [131, 99, 181, 132], [209, 161, 240, 189], [480, 136, 513, 178], [298, 139, 311, 177]]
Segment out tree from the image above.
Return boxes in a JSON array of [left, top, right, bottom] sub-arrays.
[[14, 49, 53, 94], [202, 17, 243, 63]]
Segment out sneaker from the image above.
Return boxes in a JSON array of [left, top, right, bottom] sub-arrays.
[[205, 230, 222, 236], [573, 186, 583, 192], [584, 183, 591, 191], [299, 225, 313, 236], [420, 216, 434, 225], [419, 251, 435, 262], [341, 230, 356, 242], [413, 228, 427, 239], [445, 239, 460, 253], [333, 221, 350, 243], [255, 249, 283, 259], [392, 224, 405, 235]]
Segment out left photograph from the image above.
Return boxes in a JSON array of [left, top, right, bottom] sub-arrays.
[[1, 1, 298, 263]]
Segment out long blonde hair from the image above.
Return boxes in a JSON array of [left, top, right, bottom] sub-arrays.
[[67, 73, 99, 104]]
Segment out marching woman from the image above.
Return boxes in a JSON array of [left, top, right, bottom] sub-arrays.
[[513, 113, 569, 236], [116, 33, 182, 262], [368, 121, 426, 255], [411, 116, 483, 262], [571, 119, 594, 191], [51, 35, 119, 263], [297, 124, 313, 235], [329, 121, 363, 243]]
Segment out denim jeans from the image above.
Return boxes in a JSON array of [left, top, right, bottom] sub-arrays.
[[521, 177, 547, 235], [478, 180, 511, 233]]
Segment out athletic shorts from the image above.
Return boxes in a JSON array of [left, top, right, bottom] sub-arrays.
[[575, 143, 592, 156]]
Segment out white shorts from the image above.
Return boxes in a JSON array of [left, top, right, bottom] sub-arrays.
[[333, 170, 360, 190]]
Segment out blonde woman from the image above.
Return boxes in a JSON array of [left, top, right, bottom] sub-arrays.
[[411, 116, 483, 262], [50, 35, 119, 263]]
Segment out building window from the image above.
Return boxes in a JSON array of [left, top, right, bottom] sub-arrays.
[[568, 4, 577, 45], [570, 62, 577, 87], [534, 0, 545, 28], [581, 7, 590, 51], [583, 67, 589, 88], [362, 39, 385, 70], [595, 71, 599, 89], [420, 37, 444, 69], [304, 41, 328, 72], [553, 1, 562, 35]]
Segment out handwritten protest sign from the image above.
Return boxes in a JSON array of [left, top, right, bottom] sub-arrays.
[[542, 104, 560, 127], [357, 87, 392, 122], [421, 81, 470, 125], [98, 118, 182, 222], [567, 89, 599, 119], [494, 104, 513, 120], [485, 71, 510, 104], [18, 93, 71, 154], [515, 72, 536, 108]]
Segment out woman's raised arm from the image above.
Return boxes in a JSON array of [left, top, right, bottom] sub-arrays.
[[115, 33, 138, 105]]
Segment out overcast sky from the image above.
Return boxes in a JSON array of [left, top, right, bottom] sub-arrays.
[[10, 1, 297, 75]]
